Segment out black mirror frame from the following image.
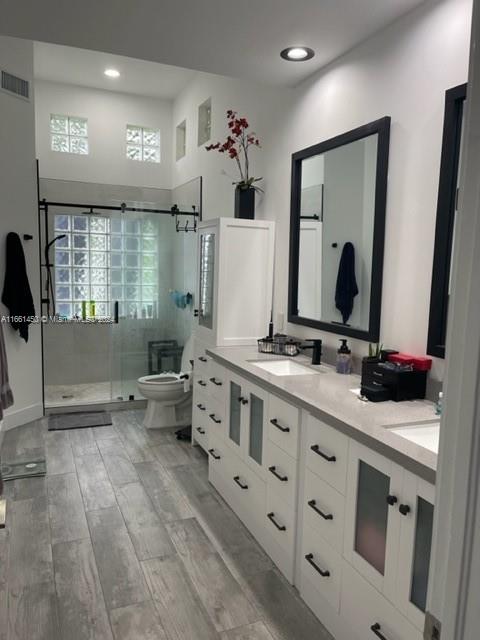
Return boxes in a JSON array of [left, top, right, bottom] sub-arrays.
[[288, 117, 391, 342], [427, 83, 467, 359]]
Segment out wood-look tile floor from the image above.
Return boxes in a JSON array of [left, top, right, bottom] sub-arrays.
[[0, 410, 333, 640]]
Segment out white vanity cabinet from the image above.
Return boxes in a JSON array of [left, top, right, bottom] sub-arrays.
[[195, 218, 275, 347], [201, 357, 435, 640]]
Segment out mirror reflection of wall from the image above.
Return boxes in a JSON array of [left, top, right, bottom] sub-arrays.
[[297, 134, 378, 332]]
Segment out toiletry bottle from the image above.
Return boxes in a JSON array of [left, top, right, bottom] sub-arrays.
[[435, 391, 443, 416], [336, 339, 352, 374], [81, 300, 87, 321], [90, 300, 95, 318]]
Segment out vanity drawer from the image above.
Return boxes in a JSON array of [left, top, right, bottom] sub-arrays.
[[301, 522, 342, 612], [265, 440, 298, 507], [205, 396, 226, 441], [306, 415, 349, 495], [267, 394, 300, 458], [264, 486, 295, 554], [194, 374, 210, 392], [228, 456, 266, 517], [303, 468, 345, 553], [208, 362, 226, 401], [341, 562, 422, 640], [193, 340, 211, 377], [207, 432, 231, 481], [193, 424, 208, 452]]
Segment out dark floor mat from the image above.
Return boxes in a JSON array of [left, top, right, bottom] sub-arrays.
[[48, 411, 112, 431], [1, 459, 47, 481]]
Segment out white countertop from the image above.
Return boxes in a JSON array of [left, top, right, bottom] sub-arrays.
[[206, 346, 438, 482]]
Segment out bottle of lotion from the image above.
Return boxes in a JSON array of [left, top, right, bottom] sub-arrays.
[[336, 339, 352, 374]]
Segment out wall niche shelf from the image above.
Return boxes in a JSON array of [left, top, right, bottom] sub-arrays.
[[176, 120, 186, 160], [198, 98, 212, 147]]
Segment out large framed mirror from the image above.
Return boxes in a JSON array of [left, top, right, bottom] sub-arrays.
[[427, 83, 466, 358], [288, 117, 391, 342]]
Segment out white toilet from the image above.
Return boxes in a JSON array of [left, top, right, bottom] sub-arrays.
[[137, 335, 193, 429]]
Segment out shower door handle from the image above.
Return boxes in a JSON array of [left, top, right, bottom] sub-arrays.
[[114, 301, 119, 324]]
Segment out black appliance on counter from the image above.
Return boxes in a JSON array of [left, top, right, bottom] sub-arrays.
[[361, 358, 427, 402]]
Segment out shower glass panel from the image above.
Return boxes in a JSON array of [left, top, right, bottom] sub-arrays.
[[40, 177, 201, 409]]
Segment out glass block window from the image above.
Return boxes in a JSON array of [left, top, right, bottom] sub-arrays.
[[50, 114, 89, 155], [126, 125, 161, 163], [54, 214, 158, 319]]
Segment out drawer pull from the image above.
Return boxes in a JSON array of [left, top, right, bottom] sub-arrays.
[[198, 380, 207, 387], [270, 418, 290, 433], [196, 403, 206, 411], [208, 448, 221, 460], [307, 499, 333, 520], [198, 356, 208, 362], [268, 466, 288, 482], [233, 476, 248, 490], [310, 444, 336, 462], [386, 494, 398, 506], [305, 553, 330, 577], [209, 377, 223, 386], [196, 427, 206, 435], [370, 623, 389, 640], [267, 512, 286, 531], [209, 414, 222, 424], [238, 396, 249, 405], [399, 503, 411, 516]]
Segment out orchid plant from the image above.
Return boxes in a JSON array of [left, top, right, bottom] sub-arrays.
[[206, 110, 262, 191]]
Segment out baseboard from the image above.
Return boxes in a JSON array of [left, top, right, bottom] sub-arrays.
[[1, 403, 44, 432]]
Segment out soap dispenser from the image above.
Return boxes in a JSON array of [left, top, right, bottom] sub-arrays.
[[336, 339, 352, 374]]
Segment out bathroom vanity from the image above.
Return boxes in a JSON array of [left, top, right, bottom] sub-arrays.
[[192, 343, 437, 640]]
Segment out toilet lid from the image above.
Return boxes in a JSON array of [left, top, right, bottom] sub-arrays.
[[180, 335, 193, 372]]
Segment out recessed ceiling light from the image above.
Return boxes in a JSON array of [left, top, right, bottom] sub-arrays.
[[104, 68, 120, 78], [280, 47, 315, 62]]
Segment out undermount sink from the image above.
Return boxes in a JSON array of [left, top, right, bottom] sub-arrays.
[[248, 359, 321, 376], [387, 421, 440, 453]]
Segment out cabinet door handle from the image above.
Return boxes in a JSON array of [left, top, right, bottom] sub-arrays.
[[198, 380, 207, 387], [307, 499, 333, 520], [209, 414, 222, 424], [399, 504, 411, 516], [386, 495, 398, 506], [238, 396, 248, 405], [198, 356, 208, 362], [268, 466, 288, 482], [196, 427, 206, 435], [270, 418, 290, 433], [233, 476, 248, 490], [304, 553, 330, 577], [267, 512, 286, 531], [196, 403, 206, 411], [208, 448, 221, 460], [310, 444, 336, 462], [209, 377, 223, 386], [370, 623, 389, 640]]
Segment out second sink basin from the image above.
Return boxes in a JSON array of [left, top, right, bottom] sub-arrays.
[[388, 421, 440, 453], [249, 359, 321, 376]]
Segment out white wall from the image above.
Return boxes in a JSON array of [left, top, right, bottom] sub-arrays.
[[172, 72, 293, 219], [261, 0, 472, 381], [0, 36, 43, 431], [35, 80, 173, 189]]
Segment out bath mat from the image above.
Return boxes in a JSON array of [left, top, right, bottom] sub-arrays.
[[1, 459, 47, 481], [48, 411, 112, 431]]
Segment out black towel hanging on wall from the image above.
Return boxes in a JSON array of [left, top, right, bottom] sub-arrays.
[[335, 241, 359, 324], [2, 232, 36, 342]]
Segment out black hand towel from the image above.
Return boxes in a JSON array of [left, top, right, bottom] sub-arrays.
[[335, 241, 359, 324], [2, 232, 35, 342]]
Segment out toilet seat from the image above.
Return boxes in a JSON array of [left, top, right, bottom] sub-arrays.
[[137, 373, 185, 385]]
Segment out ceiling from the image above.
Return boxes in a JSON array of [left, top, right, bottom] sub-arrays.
[[1, 0, 426, 87], [34, 43, 196, 100]]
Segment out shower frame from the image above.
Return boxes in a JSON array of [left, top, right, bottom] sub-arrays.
[[37, 187, 202, 413]]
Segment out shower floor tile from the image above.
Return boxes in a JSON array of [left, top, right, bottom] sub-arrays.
[[45, 380, 140, 407]]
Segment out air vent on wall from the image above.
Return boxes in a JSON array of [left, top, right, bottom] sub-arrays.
[[1, 70, 30, 101]]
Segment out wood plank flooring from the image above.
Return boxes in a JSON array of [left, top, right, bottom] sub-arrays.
[[0, 410, 333, 640]]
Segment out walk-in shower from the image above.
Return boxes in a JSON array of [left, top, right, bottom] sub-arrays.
[[38, 178, 201, 409]]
